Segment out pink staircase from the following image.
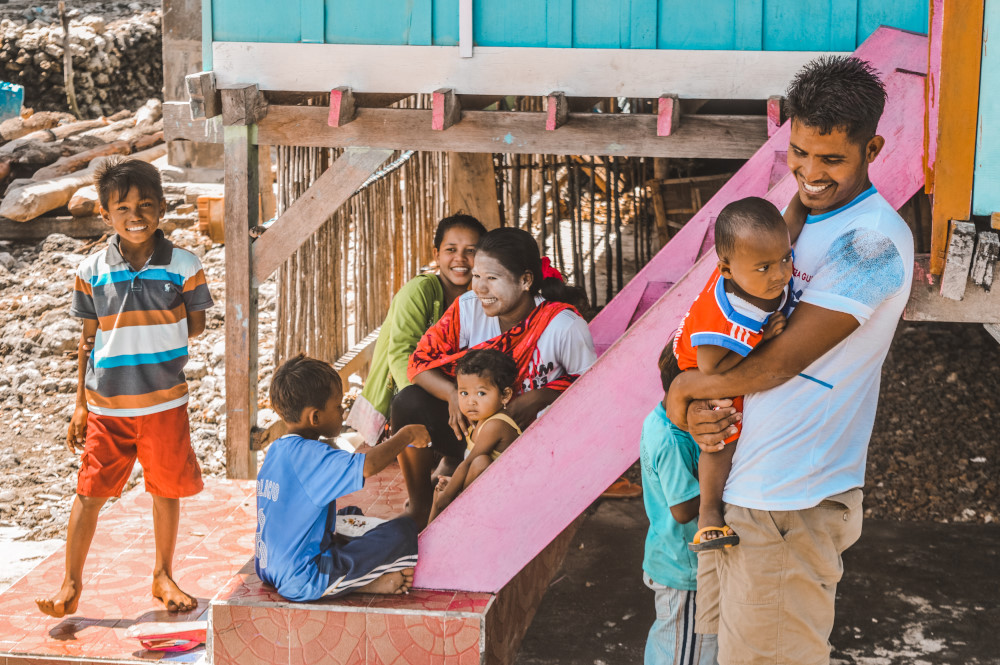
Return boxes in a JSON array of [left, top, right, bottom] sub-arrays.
[[414, 26, 930, 593]]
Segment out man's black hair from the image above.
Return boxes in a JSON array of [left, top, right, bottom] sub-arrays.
[[269, 353, 342, 424], [714, 197, 786, 260], [455, 349, 518, 391], [433, 214, 488, 249], [784, 55, 887, 146]]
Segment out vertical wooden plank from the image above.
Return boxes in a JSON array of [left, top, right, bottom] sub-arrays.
[[973, 0, 1000, 216], [412, 0, 433, 45], [829, 1, 857, 50], [547, 0, 572, 47], [629, 0, 656, 49], [970, 231, 999, 289], [259, 144, 276, 224], [939, 220, 976, 300], [300, 0, 324, 43], [925, 0, 944, 193], [735, 0, 763, 50], [458, 0, 473, 56], [929, 0, 984, 274], [448, 152, 502, 228], [223, 123, 259, 480], [201, 0, 212, 69]]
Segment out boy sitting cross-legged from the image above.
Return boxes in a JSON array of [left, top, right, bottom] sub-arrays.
[[36, 156, 214, 618], [255, 354, 431, 601]]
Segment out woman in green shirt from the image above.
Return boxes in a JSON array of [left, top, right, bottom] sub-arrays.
[[346, 214, 488, 444]]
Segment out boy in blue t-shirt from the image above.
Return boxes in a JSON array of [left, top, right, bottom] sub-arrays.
[[255, 354, 430, 602], [639, 344, 718, 665]]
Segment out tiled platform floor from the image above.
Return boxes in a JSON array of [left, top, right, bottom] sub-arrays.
[[0, 478, 258, 665], [212, 462, 580, 665], [2, 461, 577, 664]]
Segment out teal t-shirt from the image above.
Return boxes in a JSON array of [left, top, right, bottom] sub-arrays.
[[639, 402, 701, 590]]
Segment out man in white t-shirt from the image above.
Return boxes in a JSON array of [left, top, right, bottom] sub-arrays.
[[667, 56, 914, 665]]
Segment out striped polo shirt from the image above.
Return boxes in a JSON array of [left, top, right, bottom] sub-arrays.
[[71, 230, 214, 417]]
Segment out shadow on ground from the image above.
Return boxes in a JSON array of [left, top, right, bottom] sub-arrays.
[[517, 500, 1000, 664]]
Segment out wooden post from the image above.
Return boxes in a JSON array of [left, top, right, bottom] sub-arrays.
[[656, 94, 680, 137], [650, 158, 670, 248], [448, 152, 502, 229], [545, 91, 568, 131], [767, 95, 785, 137], [222, 98, 260, 480], [939, 220, 976, 301], [927, 0, 984, 274]]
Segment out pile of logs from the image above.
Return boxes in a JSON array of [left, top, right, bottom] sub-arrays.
[[0, 11, 162, 118], [0, 98, 165, 223]]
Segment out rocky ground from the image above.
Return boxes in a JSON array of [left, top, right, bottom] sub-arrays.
[[0, 213, 996, 543]]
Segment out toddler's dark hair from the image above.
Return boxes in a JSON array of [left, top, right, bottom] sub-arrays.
[[94, 156, 164, 210], [714, 197, 786, 260], [784, 55, 887, 147], [270, 353, 343, 424], [455, 349, 518, 392], [433, 214, 488, 249], [540, 278, 593, 320], [658, 337, 681, 393]]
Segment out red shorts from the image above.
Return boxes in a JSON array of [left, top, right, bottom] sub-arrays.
[[77, 404, 203, 499]]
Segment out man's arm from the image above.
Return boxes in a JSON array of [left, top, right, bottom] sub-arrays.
[[667, 302, 858, 433]]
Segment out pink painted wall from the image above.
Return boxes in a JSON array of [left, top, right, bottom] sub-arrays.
[[414, 26, 929, 594]]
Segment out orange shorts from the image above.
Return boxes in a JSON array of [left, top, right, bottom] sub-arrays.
[[76, 404, 203, 499]]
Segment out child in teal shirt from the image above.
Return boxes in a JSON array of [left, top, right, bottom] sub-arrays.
[[639, 344, 718, 665]]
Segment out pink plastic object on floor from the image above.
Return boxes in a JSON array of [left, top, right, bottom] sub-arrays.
[[125, 620, 207, 652]]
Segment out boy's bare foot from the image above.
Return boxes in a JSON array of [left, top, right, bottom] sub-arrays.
[[356, 567, 415, 595], [152, 572, 198, 613], [35, 579, 80, 618]]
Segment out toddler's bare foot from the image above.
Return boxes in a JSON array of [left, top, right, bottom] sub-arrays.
[[698, 508, 729, 540], [357, 567, 414, 595], [152, 572, 198, 613], [435, 476, 451, 493], [35, 579, 80, 618]]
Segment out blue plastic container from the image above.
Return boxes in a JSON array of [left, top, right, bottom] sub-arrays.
[[0, 82, 25, 123]]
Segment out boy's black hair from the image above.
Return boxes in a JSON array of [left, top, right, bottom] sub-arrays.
[[269, 353, 343, 424], [455, 349, 518, 392], [714, 197, 786, 260], [784, 55, 887, 146], [658, 337, 681, 393], [477, 227, 543, 295], [433, 214, 488, 249], [93, 156, 164, 210]]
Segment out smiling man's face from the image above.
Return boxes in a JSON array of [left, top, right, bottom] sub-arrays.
[[787, 119, 884, 215]]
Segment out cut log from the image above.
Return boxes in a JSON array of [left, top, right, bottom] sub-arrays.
[[0, 113, 131, 157], [68, 185, 99, 218], [32, 131, 163, 180], [0, 146, 166, 222], [0, 111, 76, 143]]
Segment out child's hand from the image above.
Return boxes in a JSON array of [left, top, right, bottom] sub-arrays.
[[762, 312, 787, 341], [401, 424, 431, 448], [435, 476, 450, 493], [66, 405, 89, 453]]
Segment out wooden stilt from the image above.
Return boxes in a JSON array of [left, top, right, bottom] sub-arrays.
[[222, 121, 260, 480]]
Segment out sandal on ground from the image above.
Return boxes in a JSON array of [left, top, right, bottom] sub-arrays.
[[688, 526, 740, 552], [600, 477, 643, 499]]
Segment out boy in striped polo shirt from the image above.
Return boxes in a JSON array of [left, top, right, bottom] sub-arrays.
[[36, 157, 214, 619]]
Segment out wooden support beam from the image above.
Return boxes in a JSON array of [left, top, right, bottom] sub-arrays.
[[222, 119, 260, 480], [939, 220, 976, 301], [328, 86, 356, 127], [545, 91, 568, 131], [927, 0, 984, 274], [448, 152, 502, 229], [905, 255, 1000, 323], [767, 95, 785, 137], [656, 94, 680, 137], [185, 71, 221, 120], [252, 147, 393, 283], [432, 88, 461, 131], [970, 231, 999, 290], [221, 83, 269, 126]]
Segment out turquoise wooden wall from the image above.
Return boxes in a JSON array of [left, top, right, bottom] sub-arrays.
[[973, 0, 999, 216], [208, 0, 927, 50]]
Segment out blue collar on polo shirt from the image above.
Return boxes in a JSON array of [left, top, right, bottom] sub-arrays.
[[805, 184, 877, 224]]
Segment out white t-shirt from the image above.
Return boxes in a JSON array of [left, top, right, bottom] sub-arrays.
[[725, 187, 914, 510], [456, 291, 597, 393]]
